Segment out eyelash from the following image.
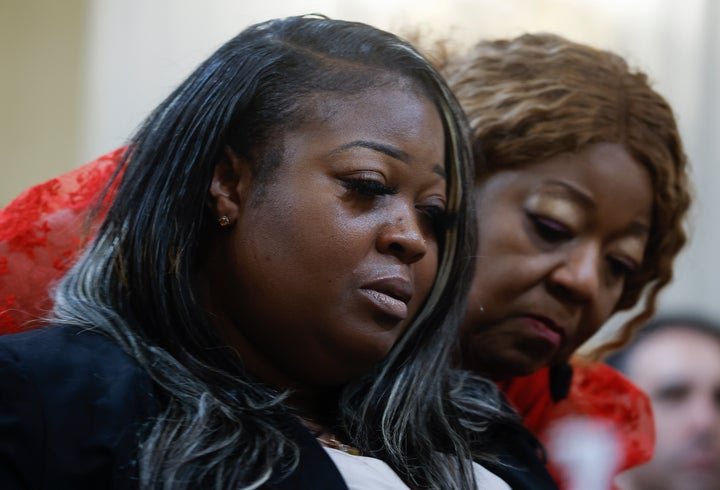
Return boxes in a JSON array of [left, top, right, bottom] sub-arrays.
[[342, 178, 398, 197], [608, 256, 637, 277], [531, 214, 638, 278], [531, 215, 573, 243], [343, 178, 448, 233], [418, 205, 449, 234]]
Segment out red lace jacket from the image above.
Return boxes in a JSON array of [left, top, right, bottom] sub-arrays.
[[500, 362, 654, 489], [0, 148, 122, 333], [0, 149, 654, 489]]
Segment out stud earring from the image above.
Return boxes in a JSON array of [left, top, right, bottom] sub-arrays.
[[218, 215, 231, 227], [479, 306, 485, 313]]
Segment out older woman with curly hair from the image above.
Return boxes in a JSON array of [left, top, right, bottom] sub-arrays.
[[442, 33, 691, 488]]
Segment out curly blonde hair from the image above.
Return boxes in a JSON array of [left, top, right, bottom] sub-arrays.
[[442, 33, 691, 358]]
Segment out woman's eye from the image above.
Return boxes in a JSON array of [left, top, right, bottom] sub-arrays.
[[607, 256, 638, 278], [342, 178, 398, 197], [418, 205, 449, 235], [530, 215, 573, 242]]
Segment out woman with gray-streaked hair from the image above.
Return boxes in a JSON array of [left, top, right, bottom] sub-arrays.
[[0, 14, 526, 490]]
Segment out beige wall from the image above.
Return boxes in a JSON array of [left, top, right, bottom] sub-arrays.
[[0, 0, 88, 206]]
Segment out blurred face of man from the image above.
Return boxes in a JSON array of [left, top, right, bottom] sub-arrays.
[[618, 327, 720, 490]]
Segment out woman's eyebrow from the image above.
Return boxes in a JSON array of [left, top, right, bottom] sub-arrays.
[[542, 179, 650, 236], [542, 179, 594, 209], [330, 140, 447, 181], [626, 221, 650, 237], [330, 140, 410, 163]]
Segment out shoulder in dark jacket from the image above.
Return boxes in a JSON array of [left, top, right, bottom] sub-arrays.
[[0, 325, 158, 489]]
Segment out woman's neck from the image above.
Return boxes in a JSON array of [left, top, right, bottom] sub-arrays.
[[287, 385, 343, 431]]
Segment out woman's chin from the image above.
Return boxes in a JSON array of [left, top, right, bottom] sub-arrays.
[[480, 351, 553, 381]]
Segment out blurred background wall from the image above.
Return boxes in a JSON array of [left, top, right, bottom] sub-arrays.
[[1, 0, 87, 208], [1, 0, 718, 342]]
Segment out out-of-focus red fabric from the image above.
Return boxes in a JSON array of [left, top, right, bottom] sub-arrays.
[[500, 360, 655, 489], [0, 148, 123, 333]]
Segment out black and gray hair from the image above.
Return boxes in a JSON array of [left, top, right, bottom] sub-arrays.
[[53, 14, 516, 489]]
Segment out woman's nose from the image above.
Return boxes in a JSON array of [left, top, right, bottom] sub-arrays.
[[376, 204, 428, 265], [548, 243, 601, 303]]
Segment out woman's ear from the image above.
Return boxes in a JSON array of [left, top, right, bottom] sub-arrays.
[[209, 146, 254, 226]]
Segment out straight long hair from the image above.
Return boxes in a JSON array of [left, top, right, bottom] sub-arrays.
[[53, 15, 517, 489]]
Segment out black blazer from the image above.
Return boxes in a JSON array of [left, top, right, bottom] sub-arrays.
[[0, 326, 348, 490], [0, 325, 557, 490], [482, 430, 559, 490]]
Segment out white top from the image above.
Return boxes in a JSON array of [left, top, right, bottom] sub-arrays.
[[323, 447, 511, 490]]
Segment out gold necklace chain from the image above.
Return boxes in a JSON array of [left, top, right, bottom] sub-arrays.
[[316, 433, 362, 456], [299, 417, 362, 456]]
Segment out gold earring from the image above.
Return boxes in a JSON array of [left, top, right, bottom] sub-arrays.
[[218, 215, 230, 227]]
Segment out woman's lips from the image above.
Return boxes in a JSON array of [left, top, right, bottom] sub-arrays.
[[523, 315, 564, 349], [359, 277, 412, 321]]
